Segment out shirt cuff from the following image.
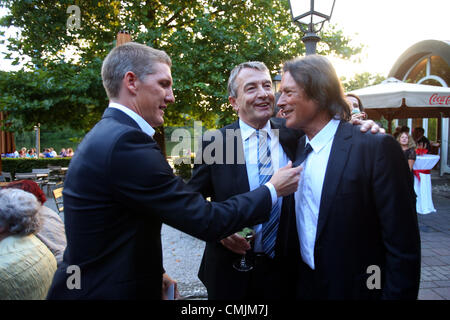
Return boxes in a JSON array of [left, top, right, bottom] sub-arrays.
[[264, 182, 278, 207]]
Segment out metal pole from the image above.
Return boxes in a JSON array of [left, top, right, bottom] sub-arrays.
[[35, 123, 40, 158], [302, 31, 320, 55]]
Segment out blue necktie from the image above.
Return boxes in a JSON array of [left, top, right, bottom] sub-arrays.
[[257, 129, 281, 258]]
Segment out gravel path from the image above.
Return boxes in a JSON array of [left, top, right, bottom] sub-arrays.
[[161, 224, 207, 299]]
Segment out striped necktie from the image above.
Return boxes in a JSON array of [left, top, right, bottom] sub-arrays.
[[257, 129, 281, 258]]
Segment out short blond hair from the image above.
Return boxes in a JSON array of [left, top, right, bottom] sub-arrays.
[[101, 42, 172, 99]]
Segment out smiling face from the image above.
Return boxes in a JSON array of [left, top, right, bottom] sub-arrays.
[[277, 71, 322, 132], [134, 62, 175, 128], [229, 68, 274, 129]]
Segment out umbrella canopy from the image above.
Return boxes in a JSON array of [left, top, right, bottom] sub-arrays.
[[349, 78, 450, 120]]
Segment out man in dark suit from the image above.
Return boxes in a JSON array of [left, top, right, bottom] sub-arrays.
[[277, 55, 421, 299], [188, 61, 384, 300], [188, 62, 301, 300], [46, 43, 302, 300]]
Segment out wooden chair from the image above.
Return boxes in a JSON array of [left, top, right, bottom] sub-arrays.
[[52, 186, 64, 214]]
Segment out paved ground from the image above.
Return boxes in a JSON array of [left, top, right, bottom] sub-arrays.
[[44, 171, 450, 300], [161, 224, 207, 299], [416, 172, 450, 300]]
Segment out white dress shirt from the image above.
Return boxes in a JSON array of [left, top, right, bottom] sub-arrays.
[[295, 118, 340, 269], [108, 102, 155, 137], [239, 119, 289, 252]]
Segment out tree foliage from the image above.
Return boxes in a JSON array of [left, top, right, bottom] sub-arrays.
[[0, 0, 362, 132], [341, 72, 386, 92]]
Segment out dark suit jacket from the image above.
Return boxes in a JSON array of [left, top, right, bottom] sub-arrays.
[[46, 108, 273, 300], [187, 118, 302, 299], [293, 120, 421, 300]]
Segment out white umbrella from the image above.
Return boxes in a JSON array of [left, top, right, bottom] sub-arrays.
[[350, 77, 450, 110]]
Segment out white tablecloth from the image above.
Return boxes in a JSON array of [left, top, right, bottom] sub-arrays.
[[413, 154, 440, 214]]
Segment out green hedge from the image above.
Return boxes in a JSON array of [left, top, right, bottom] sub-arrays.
[[1, 158, 72, 179]]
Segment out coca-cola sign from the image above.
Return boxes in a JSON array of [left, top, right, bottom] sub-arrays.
[[429, 93, 450, 105]]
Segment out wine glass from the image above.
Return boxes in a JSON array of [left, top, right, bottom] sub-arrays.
[[232, 227, 255, 272]]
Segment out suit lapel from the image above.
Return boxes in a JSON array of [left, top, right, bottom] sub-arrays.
[[315, 121, 353, 242], [294, 135, 307, 162], [227, 120, 250, 194]]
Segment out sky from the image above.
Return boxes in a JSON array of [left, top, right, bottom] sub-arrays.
[[0, 0, 449, 79], [328, 0, 449, 79]]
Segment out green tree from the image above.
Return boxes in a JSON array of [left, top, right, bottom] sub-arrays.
[[341, 71, 385, 92], [1, 0, 361, 132]]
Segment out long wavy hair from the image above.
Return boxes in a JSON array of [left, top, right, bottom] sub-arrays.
[[397, 132, 416, 149], [283, 55, 351, 121]]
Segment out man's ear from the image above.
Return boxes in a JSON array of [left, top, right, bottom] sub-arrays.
[[229, 96, 239, 112], [123, 71, 139, 95]]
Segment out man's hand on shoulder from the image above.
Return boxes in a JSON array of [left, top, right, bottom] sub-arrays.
[[350, 118, 386, 134]]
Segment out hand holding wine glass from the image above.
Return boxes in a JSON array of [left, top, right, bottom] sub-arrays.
[[232, 227, 255, 272], [220, 232, 251, 255]]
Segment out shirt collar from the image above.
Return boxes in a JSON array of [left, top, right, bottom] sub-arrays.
[[305, 119, 340, 153], [108, 102, 156, 137], [239, 118, 273, 141]]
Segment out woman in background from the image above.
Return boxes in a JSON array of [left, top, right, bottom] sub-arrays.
[[2, 180, 67, 266], [397, 131, 416, 171], [0, 188, 57, 299]]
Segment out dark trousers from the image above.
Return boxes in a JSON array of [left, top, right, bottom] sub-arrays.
[[245, 253, 282, 300], [204, 253, 285, 300], [295, 261, 322, 300]]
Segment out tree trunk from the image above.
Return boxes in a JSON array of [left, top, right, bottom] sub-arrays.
[[154, 126, 166, 157]]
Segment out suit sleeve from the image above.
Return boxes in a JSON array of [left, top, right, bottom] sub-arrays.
[[372, 134, 421, 299], [109, 130, 271, 242]]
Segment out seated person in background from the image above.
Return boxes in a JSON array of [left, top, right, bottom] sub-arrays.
[[18, 147, 27, 158], [2, 180, 67, 266], [50, 148, 58, 158], [397, 132, 416, 171], [393, 125, 410, 139], [26, 148, 38, 158], [43, 148, 54, 158], [5, 152, 18, 158], [413, 127, 431, 153], [0, 188, 57, 300], [66, 148, 74, 157], [59, 148, 67, 157], [345, 93, 367, 121]]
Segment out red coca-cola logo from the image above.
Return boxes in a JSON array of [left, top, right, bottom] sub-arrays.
[[429, 93, 450, 105]]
